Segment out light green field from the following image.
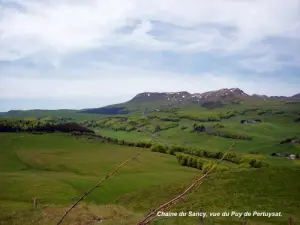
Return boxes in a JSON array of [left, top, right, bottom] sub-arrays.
[[0, 133, 200, 224], [96, 128, 154, 142], [0, 132, 300, 225]]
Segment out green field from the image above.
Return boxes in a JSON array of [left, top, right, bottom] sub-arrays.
[[0, 131, 300, 225], [0, 133, 200, 224], [1, 99, 300, 225]]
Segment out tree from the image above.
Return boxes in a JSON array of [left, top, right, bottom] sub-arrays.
[[155, 125, 161, 132], [249, 159, 257, 168], [187, 157, 193, 167]]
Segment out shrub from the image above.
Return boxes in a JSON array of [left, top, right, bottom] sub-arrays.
[[176, 153, 188, 166], [159, 116, 180, 122], [215, 151, 224, 159], [167, 148, 175, 155], [196, 159, 205, 170], [169, 146, 186, 153], [202, 163, 214, 173], [187, 157, 193, 167], [151, 144, 168, 153], [219, 111, 238, 119], [249, 159, 267, 168], [193, 123, 206, 132]]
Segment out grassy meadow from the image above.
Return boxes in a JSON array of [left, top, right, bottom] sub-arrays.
[[1, 102, 300, 224]]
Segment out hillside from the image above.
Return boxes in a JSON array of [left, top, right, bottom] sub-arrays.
[[80, 88, 300, 115], [0, 132, 299, 225], [1, 87, 300, 224], [1, 88, 299, 118]]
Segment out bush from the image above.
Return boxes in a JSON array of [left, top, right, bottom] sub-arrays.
[[176, 153, 206, 170], [187, 157, 193, 167], [193, 123, 206, 133], [97, 135, 152, 148], [176, 153, 188, 166], [151, 144, 168, 153], [249, 159, 267, 168], [213, 131, 252, 141], [219, 111, 238, 119], [169, 146, 186, 153], [178, 114, 220, 122], [257, 109, 270, 115], [196, 158, 205, 170], [159, 116, 180, 122], [202, 163, 214, 173]]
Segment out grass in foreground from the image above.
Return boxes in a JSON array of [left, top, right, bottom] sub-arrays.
[[1, 133, 300, 225]]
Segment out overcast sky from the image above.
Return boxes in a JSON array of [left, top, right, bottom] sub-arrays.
[[0, 0, 299, 111]]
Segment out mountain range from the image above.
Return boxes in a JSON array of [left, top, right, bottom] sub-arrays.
[[1, 88, 300, 117], [81, 88, 300, 114]]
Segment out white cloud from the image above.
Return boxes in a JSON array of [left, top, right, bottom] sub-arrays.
[[0, 0, 299, 60], [0, 0, 299, 110]]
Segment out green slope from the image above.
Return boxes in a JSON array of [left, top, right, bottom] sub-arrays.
[[0, 133, 300, 224]]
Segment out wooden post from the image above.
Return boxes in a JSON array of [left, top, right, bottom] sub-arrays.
[[33, 198, 37, 208], [199, 208, 204, 225], [243, 216, 246, 225], [288, 217, 293, 225]]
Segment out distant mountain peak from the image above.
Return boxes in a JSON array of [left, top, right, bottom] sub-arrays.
[[126, 88, 300, 108], [129, 91, 192, 104], [192, 88, 248, 100], [291, 93, 300, 99]]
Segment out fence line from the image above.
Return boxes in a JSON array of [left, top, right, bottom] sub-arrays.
[[56, 147, 146, 225], [136, 134, 243, 225]]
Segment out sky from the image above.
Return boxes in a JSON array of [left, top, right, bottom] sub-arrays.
[[0, 0, 299, 111]]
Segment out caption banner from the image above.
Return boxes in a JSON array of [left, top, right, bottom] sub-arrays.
[[156, 211, 282, 218]]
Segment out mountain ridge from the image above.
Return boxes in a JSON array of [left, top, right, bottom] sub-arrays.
[[127, 88, 300, 104], [1, 88, 300, 116]]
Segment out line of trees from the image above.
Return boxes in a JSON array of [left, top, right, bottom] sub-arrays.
[[192, 123, 252, 140], [177, 114, 221, 122], [74, 133, 153, 148], [72, 133, 267, 169], [176, 153, 231, 172], [159, 116, 180, 122], [84, 116, 180, 133], [219, 110, 239, 119], [0, 119, 94, 134], [82, 118, 137, 132], [150, 144, 267, 168]]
